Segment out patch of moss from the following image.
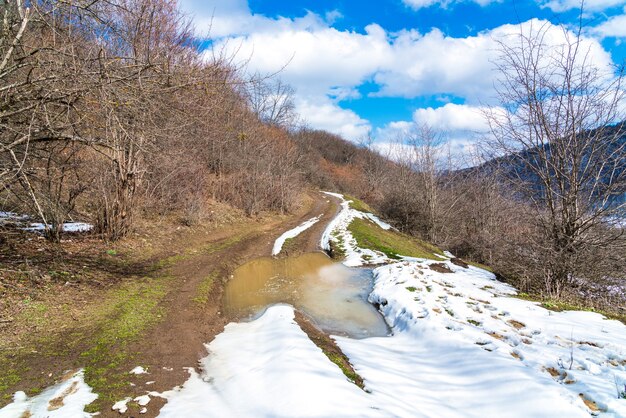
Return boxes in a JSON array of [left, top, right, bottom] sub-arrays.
[[279, 237, 298, 255], [193, 273, 217, 305], [406, 286, 417, 292], [81, 276, 169, 412], [347, 218, 442, 260], [0, 371, 21, 404], [326, 351, 363, 386]]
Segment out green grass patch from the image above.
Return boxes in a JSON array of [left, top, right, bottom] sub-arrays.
[[467, 319, 481, 326], [406, 286, 417, 292], [81, 276, 170, 412], [514, 294, 626, 325], [345, 195, 375, 213], [329, 231, 347, 260], [193, 273, 217, 305], [325, 351, 363, 388], [279, 237, 298, 255], [466, 260, 494, 272], [347, 218, 443, 260]]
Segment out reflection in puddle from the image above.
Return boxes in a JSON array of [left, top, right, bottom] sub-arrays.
[[223, 252, 389, 339]]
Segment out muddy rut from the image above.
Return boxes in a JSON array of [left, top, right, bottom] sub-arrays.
[[114, 191, 341, 417]]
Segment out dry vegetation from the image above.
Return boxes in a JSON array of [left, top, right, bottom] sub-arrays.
[[0, 0, 303, 243]]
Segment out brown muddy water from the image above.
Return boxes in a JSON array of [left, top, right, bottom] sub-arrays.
[[223, 252, 389, 339]]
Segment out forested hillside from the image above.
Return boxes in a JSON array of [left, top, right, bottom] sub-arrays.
[[2, 0, 625, 320]]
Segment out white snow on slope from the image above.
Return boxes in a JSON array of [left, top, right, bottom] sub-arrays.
[[272, 216, 321, 255], [157, 304, 383, 418], [0, 370, 97, 418], [335, 260, 626, 417]]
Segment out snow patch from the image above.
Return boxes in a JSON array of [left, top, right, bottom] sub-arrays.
[[272, 216, 321, 255], [130, 366, 148, 375], [0, 370, 97, 418], [319, 192, 399, 267], [25, 222, 93, 233], [157, 305, 382, 417], [335, 260, 626, 417], [112, 397, 132, 414]]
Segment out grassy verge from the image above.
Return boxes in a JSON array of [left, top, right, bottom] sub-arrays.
[[329, 231, 347, 260], [515, 293, 626, 325], [344, 195, 375, 214], [347, 218, 443, 260], [0, 274, 170, 408], [293, 312, 364, 389]]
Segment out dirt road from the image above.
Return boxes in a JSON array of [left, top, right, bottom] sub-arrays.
[[109, 191, 341, 417]]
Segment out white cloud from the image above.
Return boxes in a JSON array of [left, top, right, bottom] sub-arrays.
[[179, 0, 617, 143], [376, 19, 613, 102], [297, 98, 372, 140], [592, 12, 626, 37], [412, 103, 490, 131], [538, 0, 626, 12], [402, 0, 500, 10]]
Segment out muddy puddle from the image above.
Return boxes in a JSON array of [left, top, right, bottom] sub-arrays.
[[223, 252, 389, 339]]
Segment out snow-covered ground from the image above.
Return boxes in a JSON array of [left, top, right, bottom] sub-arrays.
[[0, 370, 97, 418], [272, 216, 321, 255], [337, 260, 626, 417], [152, 192, 626, 417], [2, 192, 625, 417], [158, 305, 383, 418]]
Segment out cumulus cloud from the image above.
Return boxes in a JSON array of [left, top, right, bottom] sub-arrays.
[[412, 103, 490, 131], [296, 98, 372, 140], [537, 0, 626, 12], [179, 0, 617, 142], [592, 12, 626, 37]]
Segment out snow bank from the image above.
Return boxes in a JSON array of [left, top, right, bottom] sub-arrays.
[[158, 305, 382, 418], [272, 216, 320, 255], [335, 260, 626, 417], [0, 370, 97, 418]]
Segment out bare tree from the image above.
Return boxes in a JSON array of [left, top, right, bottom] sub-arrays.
[[245, 75, 297, 129], [485, 19, 626, 296]]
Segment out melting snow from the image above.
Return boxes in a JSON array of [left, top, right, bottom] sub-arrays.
[[335, 259, 626, 417], [112, 397, 132, 414], [0, 370, 97, 418], [272, 216, 321, 255], [130, 366, 148, 375], [25, 222, 93, 233], [157, 305, 381, 417], [320, 192, 396, 267]]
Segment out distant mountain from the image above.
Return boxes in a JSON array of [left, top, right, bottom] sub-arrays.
[[464, 124, 626, 211]]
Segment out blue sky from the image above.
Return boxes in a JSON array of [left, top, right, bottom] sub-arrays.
[[179, 0, 626, 154]]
